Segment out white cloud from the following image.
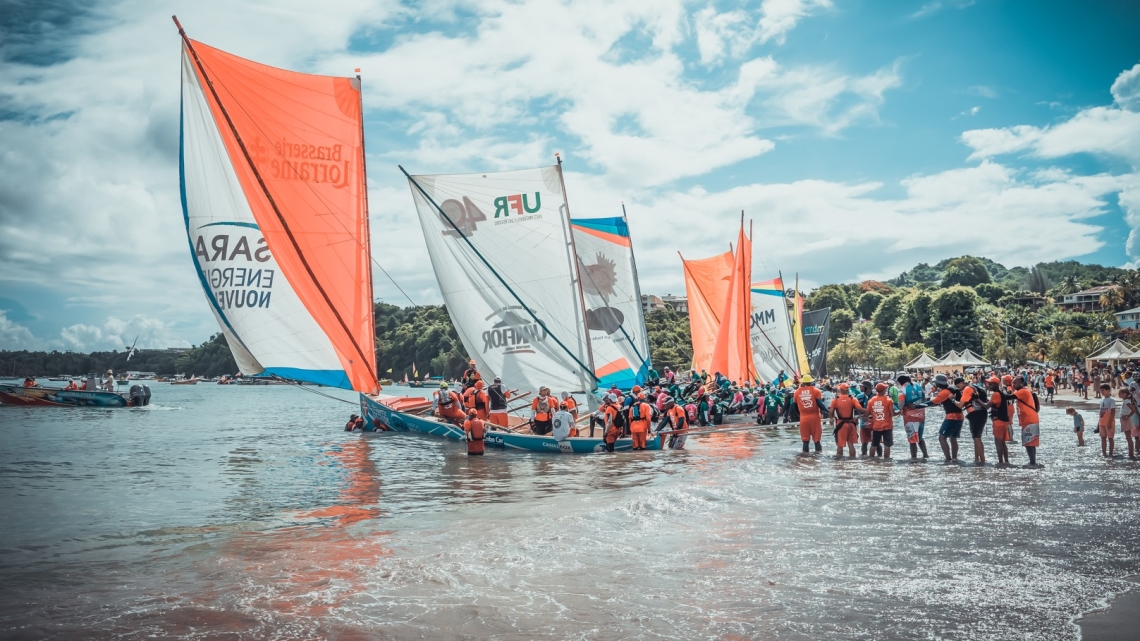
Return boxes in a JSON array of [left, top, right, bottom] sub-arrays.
[[757, 0, 832, 45], [0, 311, 38, 350], [58, 314, 189, 352], [1111, 62, 1140, 111]]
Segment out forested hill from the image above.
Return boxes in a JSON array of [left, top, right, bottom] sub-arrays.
[[3, 256, 1131, 378]]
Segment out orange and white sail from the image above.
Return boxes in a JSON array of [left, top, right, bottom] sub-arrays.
[[681, 250, 734, 373], [709, 221, 754, 383], [178, 33, 378, 393]]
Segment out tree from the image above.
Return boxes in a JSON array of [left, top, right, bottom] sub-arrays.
[[644, 307, 692, 372], [1058, 275, 1080, 295], [828, 308, 856, 347], [922, 286, 982, 353], [974, 282, 1007, 305], [872, 291, 909, 341], [1025, 264, 1052, 295], [1100, 287, 1124, 312], [856, 291, 884, 320], [807, 284, 852, 312], [894, 291, 932, 344], [940, 256, 991, 288]]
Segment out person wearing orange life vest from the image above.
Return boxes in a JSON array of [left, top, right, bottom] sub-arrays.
[[433, 382, 466, 426], [866, 382, 898, 459], [931, 374, 964, 462], [659, 396, 689, 449], [795, 375, 824, 453], [1012, 377, 1041, 465], [628, 394, 653, 450], [602, 394, 623, 452], [463, 379, 491, 421], [463, 409, 486, 455], [531, 386, 557, 435], [986, 377, 1012, 465], [487, 376, 511, 427], [63, 379, 79, 391], [829, 384, 863, 458], [560, 391, 578, 419], [460, 359, 481, 391]]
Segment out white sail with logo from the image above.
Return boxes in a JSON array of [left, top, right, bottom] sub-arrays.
[[570, 214, 651, 389], [407, 166, 595, 395], [750, 277, 799, 383]]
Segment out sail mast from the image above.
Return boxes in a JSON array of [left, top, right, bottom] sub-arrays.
[[555, 154, 597, 393], [355, 69, 379, 392], [622, 202, 651, 375], [400, 165, 599, 388], [173, 15, 377, 391]]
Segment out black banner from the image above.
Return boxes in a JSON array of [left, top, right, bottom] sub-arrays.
[[801, 308, 830, 377]]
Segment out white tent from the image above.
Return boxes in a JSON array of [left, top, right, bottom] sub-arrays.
[[905, 352, 940, 370], [1087, 339, 1137, 362], [957, 349, 991, 367]]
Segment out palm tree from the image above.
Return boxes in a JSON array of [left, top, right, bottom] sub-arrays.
[[1100, 287, 1124, 312], [1059, 275, 1080, 295]]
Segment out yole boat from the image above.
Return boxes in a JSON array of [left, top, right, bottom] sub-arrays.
[[174, 18, 655, 453]]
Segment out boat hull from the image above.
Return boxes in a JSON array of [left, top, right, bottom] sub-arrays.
[[0, 385, 130, 408], [359, 394, 658, 453]]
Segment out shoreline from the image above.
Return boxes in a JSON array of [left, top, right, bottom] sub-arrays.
[[1076, 576, 1140, 641]]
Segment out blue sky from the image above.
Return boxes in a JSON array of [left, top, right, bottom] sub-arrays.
[[1, 0, 1139, 351]]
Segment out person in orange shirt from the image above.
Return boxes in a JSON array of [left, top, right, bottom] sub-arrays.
[[830, 383, 863, 458], [602, 394, 623, 452], [795, 375, 824, 454], [463, 380, 491, 421], [865, 382, 897, 459], [958, 378, 988, 464], [1044, 372, 1056, 404], [463, 409, 486, 456], [560, 391, 578, 420], [1012, 377, 1041, 465], [660, 396, 689, 449], [931, 374, 964, 462], [986, 377, 1012, 465], [628, 395, 653, 450], [433, 382, 466, 426], [531, 386, 557, 435]]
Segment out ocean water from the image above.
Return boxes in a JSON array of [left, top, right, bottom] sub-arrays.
[[1, 382, 1138, 640]]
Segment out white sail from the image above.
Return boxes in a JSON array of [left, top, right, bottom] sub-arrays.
[[407, 166, 595, 395], [750, 277, 798, 384], [570, 215, 651, 389]]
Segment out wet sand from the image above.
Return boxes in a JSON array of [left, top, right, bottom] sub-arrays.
[[1078, 576, 1140, 641]]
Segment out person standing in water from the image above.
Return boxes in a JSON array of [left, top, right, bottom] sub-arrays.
[[1066, 406, 1086, 447], [897, 374, 929, 460], [463, 409, 486, 456], [830, 383, 862, 458], [1098, 383, 1116, 457], [628, 394, 653, 451], [1118, 388, 1138, 459], [795, 375, 824, 453], [931, 375, 964, 462], [987, 377, 1012, 464], [960, 378, 988, 464], [866, 382, 897, 459], [1011, 377, 1041, 465]]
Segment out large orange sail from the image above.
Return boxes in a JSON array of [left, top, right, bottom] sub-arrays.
[[681, 250, 734, 373], [709, 223, 754, 383], [184, 39, 378, 394]]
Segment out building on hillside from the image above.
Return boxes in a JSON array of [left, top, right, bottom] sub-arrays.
[[1115, 306, 1140, 330], [661, 294, 688, 315], [1009, 293, 1048, 311], [1058, 285, 1121, 312], [642, 294, 688, 315]]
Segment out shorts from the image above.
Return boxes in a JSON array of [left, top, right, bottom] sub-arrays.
[[904, 421, 923, 444], [533, 418, 553, 435], [966, 412, 987, 439], [835, 423, 858, 448], [1073, 421, 1084, 433], [939, 418, 964, 439], [860, 426, 873, 445], [1021, 423, 1040, 447], [800, 415, 822, 442], [992, 420, 1011, 441], [871, 429, 894, 448], [1099, 420, 1115, 439]]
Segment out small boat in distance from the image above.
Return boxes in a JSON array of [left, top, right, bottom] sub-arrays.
[[170, 376, 199, 385], [0, 375, 151, 408]]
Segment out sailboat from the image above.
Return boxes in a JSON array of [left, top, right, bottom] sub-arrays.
[[174, 20, 654, 453]]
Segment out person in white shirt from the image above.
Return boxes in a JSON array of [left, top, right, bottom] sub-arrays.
[[551, 402, 575, 441]]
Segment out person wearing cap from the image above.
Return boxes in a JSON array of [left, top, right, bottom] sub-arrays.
[[463, 379, 491, 421], [463, 409, 486, 455], [460, 359, 481, 391], [931, 374, 964, 462], [795, 375, 824, 453], [866, 382, 897, 458], [551, 402, 575, 441], [602, 393, 624, 451], [487, 376, 511, 427], [433, 382, 466, 425], [1012, 377, 1042, 465], [627, 393, 653, 450], [897, 374, 930, 460], [1001, 375, 1018, 444], [530, 386, 557, 435], [104, 369, 116, 392], [658, 396, 689, 449], [986, 377, 1013, 464], [830, 383, 863, 458]]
